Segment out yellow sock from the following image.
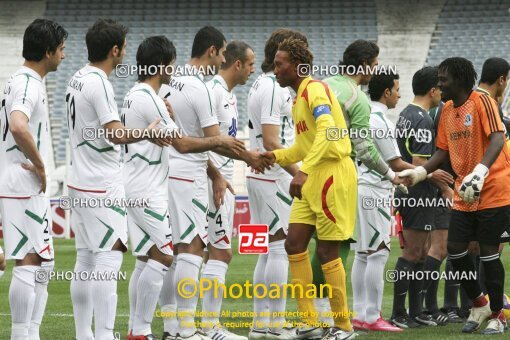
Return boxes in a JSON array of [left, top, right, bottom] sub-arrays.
[[322, 258, 352, 331], [288, 251, 318, 326]]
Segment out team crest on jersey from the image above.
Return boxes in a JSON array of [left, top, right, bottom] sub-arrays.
[[464, 113, 472, 126]]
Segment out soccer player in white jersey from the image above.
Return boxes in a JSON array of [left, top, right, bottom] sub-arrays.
[[246, 29, 307, 340], [158, 26, 269, 340], [124, 36, 246, 340], [201, 40, 255, 340], [66, 20, 173, 340], [350, 73, 405, 333], [0, 19, 66, 340]]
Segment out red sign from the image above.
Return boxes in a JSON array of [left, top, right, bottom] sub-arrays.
[[238, 224, 268, 254]]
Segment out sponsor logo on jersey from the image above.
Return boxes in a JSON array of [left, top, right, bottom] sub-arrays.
[[296, 120, 308, 135]]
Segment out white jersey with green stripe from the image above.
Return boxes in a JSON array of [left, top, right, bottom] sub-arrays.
[[247, 72, 294, 180], [0, 66, 50, 197], [158, 65, 218, 174], [121, 82, 177, 201], [358, 101, 400, 189], [206, 75, 237, 182], [66, 64, 122, 192]]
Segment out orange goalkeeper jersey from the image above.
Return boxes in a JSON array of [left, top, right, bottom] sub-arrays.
[[436, 91, 510, 211], [273, 76, 351, 174]]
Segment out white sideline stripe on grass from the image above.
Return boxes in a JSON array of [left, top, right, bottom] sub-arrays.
[[0, 313, 130, 317]]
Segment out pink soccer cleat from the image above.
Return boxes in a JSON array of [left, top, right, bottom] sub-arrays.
[[351, 319, 366, 331], [364, 318, 403, 332]]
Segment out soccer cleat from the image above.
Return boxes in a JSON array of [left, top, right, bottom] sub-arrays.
[[462, 303, 492, 333], [440, 307, 463, 323], [429, 311, 449, 326], [175, 330, 212, 340], [161, 332, 174, 340], [266, 327, 299, 340], [413, 313, 438, 326], [205, 325, 248, 340], [320, 327, 357, 340], [364, 318, 403, 332], [390, 314, 421, 329], [480, 311, 506, 335], [248, 328, 267, 340], [295, 326, 323, 339], [127, 335, 158, 340], [351, 319, 366, 331]]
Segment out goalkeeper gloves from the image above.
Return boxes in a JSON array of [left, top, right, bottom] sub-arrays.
[[398, 166, 428, 187], [459, 163, 489, 204]]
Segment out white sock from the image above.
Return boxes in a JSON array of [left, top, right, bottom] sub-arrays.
[[201, 259, 228, 330], [351, 252, 368, 322], [252, 253, 269, 331], [10, 266, 37, 340], [160, 258, 177, 335], [133, 259, 168, 335], [365, 249, 389, 324], [266, 240, 288, 331], [129, 260, 147, 332], [29, 261, 53, 340], [93, 251, 123, 340], [71, 249, 95, 340], [175, 253, 203, 337], [314, 297, 333, 327]]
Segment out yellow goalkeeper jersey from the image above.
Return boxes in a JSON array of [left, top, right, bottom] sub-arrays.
[[273, 76, 351, 174]]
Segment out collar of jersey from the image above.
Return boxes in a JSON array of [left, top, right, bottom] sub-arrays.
[[410, 102, 427, 113], [186, 63, 205, 80], [297, 76, 313, 96], [134, 82, 156, 94], [476, 86, 490, 96], [84, 64, 108, 79], [19, 66, 42, 81], [213, 74, 230, 92], [370, 100, 388, 114]]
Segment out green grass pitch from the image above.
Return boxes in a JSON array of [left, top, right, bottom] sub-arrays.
[[0, 238, 509, 339]]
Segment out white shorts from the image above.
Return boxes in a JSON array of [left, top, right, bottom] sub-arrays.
[[168, 173, 208, 246], [353, 185, 392, 252], [69, 185, 128, 253], [246, 176, 292, 235], [207, 179, 234, 250], [0, 195, 53, 260], [128, 200, 173, 256]]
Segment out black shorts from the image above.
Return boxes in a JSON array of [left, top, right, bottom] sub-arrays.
[[399, 205, 435, 231], [448, 206, 510, 244], [500, 224, 510, 243], [433, 204, 450, 230]]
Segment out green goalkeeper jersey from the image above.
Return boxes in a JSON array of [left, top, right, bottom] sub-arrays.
[[324, 75, 391, 178]]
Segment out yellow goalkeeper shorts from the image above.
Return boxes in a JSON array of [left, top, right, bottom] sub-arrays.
[[289, 157, 357, 241]]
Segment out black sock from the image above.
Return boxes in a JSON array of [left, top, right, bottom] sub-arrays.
[[409, 261, 425, 317], [444, 258, 459, 309], [392, 257, 415, 318], [450, 252, 482, 301], [424, 256, 442, 313], [480, 255, 505, 312], [478, 258, 487, 294]]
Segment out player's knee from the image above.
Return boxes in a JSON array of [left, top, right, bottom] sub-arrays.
[[284, 239, 305, 255], [316, 246, 336, 264], [402, 247, 422, 263], [0, 257, 5, 271]]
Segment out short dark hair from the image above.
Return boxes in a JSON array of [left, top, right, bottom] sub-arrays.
[[412, 66, 439, 96], [22, 18, 68, 61], [221, 41, 253, 69], [261, 29, 308, 72], [86, 19, 128, 63], [438, 57, 477, 92], [341, 40, 379, 68], [278, 38, 313, 66], [191, 26, 226, 58], [136, 36, 176, 81], [368, 72, 400, 101], [480, 57, 510, 84]]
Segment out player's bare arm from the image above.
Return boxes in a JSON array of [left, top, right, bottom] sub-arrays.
[[203, 124, 271, 173], [262, 124, 299, 176], [9, 110, 46, 193], [103, 119, 172, 146], [206, 159, 234, 209], [173, 134, 245, 154]]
